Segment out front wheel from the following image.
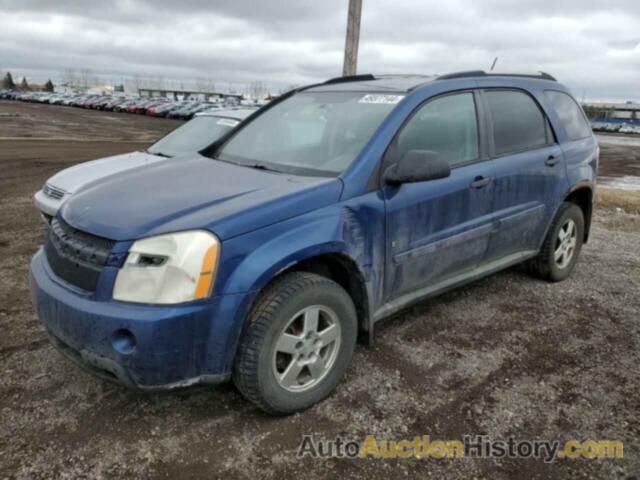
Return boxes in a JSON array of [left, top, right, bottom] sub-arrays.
[[233, 272, 357, 415], [527, 202, 585, 282]]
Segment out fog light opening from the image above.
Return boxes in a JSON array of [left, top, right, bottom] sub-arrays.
[[112, 329, 137, 355]]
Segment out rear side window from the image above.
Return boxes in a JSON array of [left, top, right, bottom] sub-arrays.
[[485, 90, 548, 156], [397, 93, 479, 167], [544, 90, 592, 140]]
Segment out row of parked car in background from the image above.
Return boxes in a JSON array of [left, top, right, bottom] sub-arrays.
[[590, 121, 640, 135], [0, 89, 266, 120]]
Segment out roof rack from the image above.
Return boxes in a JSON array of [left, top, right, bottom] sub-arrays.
[[323, 74, 376, 85], [437, 70, 557, 81]]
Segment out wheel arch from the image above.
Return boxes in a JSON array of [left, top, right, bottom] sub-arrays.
[[564, 183, 594, 243], [233, 247, 371, 346], [274, 252, 371, 342]]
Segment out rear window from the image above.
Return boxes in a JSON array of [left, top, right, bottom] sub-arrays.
[[485, 90, 548, 156], [544, 90, 592, 141]]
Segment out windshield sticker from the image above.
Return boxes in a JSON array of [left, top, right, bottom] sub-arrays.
[[216, 118, 240, 127], [358, 94, 405, 104]]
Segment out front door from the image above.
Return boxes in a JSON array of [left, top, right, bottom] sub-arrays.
[[383, 91, 495, 302]]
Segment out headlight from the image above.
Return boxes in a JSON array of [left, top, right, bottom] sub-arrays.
[[113, 230, 220, 304]]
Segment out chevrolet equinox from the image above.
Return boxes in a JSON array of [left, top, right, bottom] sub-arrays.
[[30, 71, 598, 414]]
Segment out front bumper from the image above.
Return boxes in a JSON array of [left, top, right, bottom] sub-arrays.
[[30, 249, 249, 390]]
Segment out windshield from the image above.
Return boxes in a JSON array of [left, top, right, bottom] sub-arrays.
[[215, 91, 401, 176], [148, 116, 240, 157]]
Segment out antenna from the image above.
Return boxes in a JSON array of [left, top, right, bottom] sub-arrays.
[[490, 57, 498, 71]]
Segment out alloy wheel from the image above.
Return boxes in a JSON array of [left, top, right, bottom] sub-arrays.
[[554, 219, 577, 269], [272, 305, 341, 392]]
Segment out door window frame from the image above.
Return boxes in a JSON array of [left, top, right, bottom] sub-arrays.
[[378, 89, 491, 188], [478, 88, 558, 159]]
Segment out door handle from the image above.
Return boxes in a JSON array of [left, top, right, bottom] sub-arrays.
[[545, 155, 558, 167], [470, 176, 491, 189]]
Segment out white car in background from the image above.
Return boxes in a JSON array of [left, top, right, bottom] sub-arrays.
[[619, 125, 640, 135], [34, 108, 257, 221]]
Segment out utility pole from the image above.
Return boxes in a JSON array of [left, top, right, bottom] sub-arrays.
[[342, 0, 362, 77]]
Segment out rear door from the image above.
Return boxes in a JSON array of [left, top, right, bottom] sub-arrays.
[[383, 91, 496, 301], [480, 89, 567, 261]]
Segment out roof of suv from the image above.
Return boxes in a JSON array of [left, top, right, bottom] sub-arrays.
[[308, 71, 557, 93], [308, 74, 436, 93]]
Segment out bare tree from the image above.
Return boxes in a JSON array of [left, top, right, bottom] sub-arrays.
[[196, 77, 217, 93], [61, 68, 78, 87], [250, 81, 267, 100], [79, 68, 97, 89]]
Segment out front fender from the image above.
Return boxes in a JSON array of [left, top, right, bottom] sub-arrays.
[[212, 195, 386, 368], [214, 190, 386, 316], [217, 205, 362, 296]]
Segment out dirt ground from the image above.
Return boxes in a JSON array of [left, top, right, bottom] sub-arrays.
[[597, 134, 640, 191], [1, 100, 639, 479]]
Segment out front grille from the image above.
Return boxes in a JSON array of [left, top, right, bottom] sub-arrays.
[[45, 218, 115, 292], [43, 184, 66, 200]]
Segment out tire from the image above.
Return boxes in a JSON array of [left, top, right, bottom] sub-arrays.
[[233, 272, 357, 415], [527, 202, 584, 282]]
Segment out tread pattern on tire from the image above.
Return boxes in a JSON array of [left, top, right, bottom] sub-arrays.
[[233, 271, 351, 415], [527, 202, 581, 281]]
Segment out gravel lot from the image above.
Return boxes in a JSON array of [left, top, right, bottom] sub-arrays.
[[1, 101, 639, 479]]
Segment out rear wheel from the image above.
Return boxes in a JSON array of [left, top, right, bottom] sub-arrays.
[[233, 272, 357, 415], [527, 202, 584, 282]]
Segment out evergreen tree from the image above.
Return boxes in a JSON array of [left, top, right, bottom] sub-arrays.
[[3, 72, 15, 89], [44, 79, 54, 92], [20, 76, 29, 90]]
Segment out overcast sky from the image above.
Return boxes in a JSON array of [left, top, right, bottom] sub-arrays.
[[0, 0, 638, 100]]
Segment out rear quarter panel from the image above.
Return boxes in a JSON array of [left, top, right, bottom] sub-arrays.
[[537, 87, 599, 193]]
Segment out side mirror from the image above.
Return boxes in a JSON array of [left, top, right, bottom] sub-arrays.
[[384, 150, 451, 185]]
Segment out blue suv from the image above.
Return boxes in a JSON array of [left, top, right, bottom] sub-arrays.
[[30, 71, 598, 414]]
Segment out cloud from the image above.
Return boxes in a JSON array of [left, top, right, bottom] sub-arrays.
[[0, 0, 637, 99]]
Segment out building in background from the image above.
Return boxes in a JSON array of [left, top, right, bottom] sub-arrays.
[[583, 101, 640, 125]]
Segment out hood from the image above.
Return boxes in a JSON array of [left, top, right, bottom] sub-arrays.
[[48, 151, 162, 193], [61, 154, 343, 241]]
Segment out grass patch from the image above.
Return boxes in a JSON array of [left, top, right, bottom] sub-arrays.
[[596, 188, 640, 215]]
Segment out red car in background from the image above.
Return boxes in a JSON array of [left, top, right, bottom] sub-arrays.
[[147, 102, 180, 117]]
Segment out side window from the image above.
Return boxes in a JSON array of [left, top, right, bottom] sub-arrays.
[[485, 90, 548, 156], [397, 93, 479, 167], [544, 90, 592, 140]]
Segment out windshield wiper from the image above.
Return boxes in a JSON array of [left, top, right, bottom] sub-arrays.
[[248, 163, 281, 173], [146, 149, 172, 158], [210, 155, 282, 173]]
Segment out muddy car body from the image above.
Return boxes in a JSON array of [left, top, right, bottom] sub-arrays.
[[30, 72, 598, 414]]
